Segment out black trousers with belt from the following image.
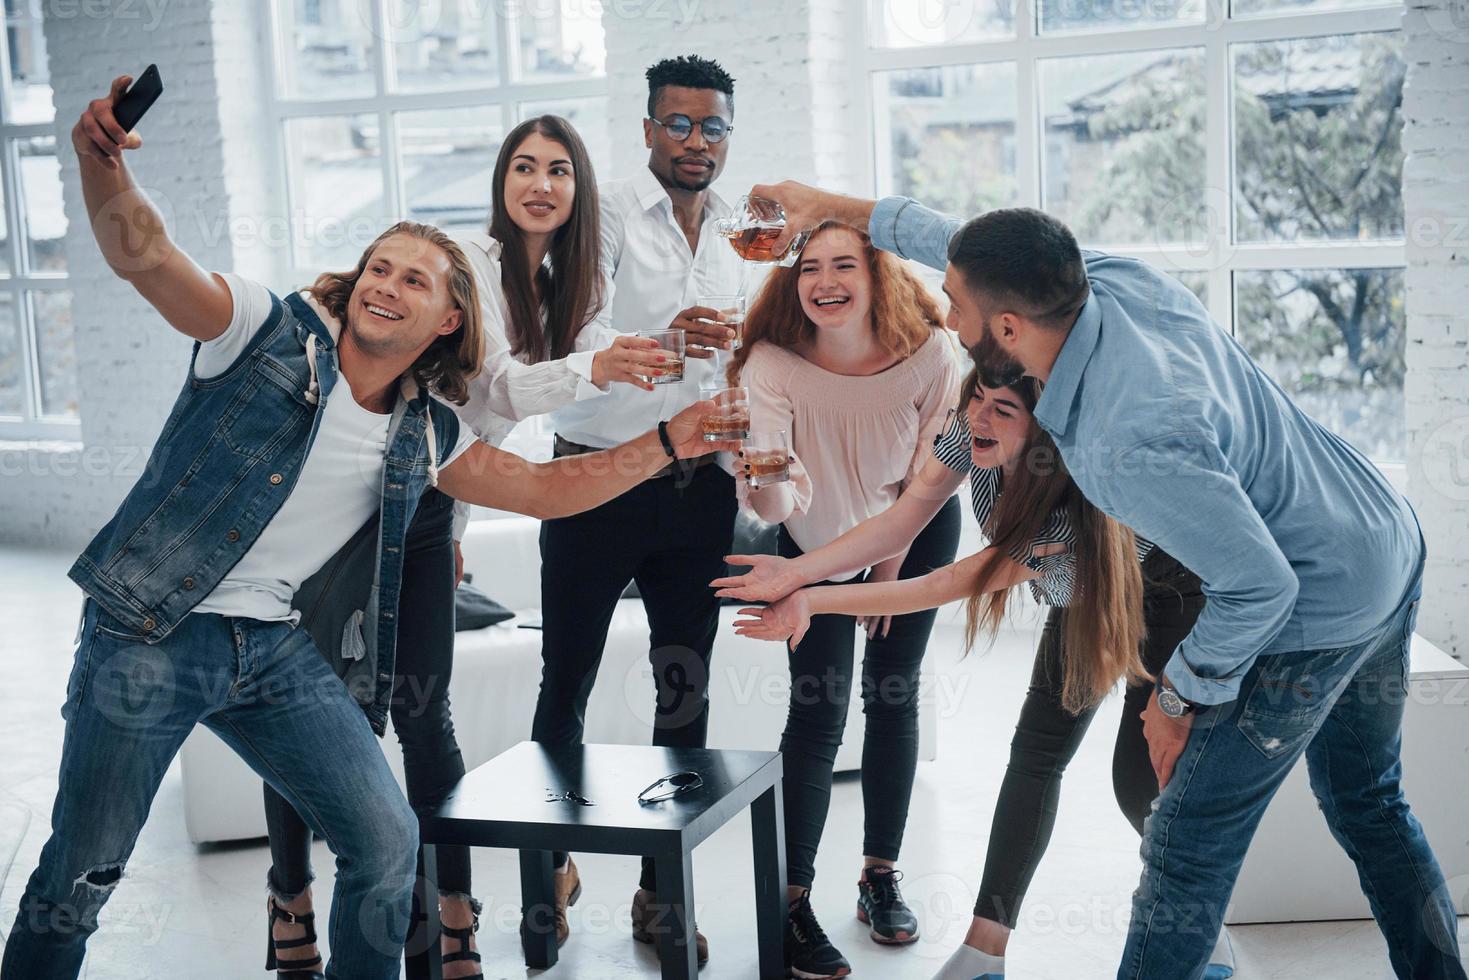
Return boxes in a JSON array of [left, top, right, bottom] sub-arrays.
[[532, 456, 738, 891]]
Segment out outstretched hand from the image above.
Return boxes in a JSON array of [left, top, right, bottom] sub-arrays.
[[749, 180, 874, 256], [732, 592, 813, 652], [711, 553, 806, 604]]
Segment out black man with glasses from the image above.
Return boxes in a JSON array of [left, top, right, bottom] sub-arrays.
[[532, 55, 747, 964]]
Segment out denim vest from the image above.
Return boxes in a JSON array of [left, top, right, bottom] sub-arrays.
[[69, 291, 461, 734]]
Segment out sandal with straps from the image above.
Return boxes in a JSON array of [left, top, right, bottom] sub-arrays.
[[441, 911, 484, 979], [265, 896, 326, 979]]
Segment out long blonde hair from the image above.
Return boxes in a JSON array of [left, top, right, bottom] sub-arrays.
[[308, 221, 484, 405], [961, 369, 1147, 713]]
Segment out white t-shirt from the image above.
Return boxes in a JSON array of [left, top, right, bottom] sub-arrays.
[[191, 273, 474, 622]]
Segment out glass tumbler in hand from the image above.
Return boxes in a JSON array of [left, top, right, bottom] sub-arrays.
[[698, 386, 750, 442], [743, 430, 791, 488], [637, 328, 686, 385]]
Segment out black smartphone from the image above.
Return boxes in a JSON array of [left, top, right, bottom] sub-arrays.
[[113, 64, 163, 133]]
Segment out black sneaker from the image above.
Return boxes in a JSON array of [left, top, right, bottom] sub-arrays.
[[785, 892, 852, 979], [855, 866, 919, 945]]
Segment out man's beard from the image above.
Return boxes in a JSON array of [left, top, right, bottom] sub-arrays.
[[971, 321, 1027, 389], [667, 159, 714, 192]]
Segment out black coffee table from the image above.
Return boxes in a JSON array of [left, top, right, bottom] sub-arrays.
[[410, 741, 786, 980]]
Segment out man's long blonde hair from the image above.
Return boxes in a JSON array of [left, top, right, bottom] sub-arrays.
[[309, 221, 484, 405]]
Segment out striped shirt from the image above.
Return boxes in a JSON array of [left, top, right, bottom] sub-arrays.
[[933, 408, 1151, 607]]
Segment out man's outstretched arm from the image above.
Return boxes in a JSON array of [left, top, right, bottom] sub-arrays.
[[437, 398, 737, 521], [750, 182, 962, 273], [73, 75, 233, 342]]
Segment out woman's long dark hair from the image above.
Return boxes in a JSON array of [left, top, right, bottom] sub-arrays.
[[488, 115, 604, 364], [961, 368, 1147, 714]]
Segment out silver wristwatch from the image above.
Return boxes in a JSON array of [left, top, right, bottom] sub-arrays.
[[1157, 682, 1194, 718]]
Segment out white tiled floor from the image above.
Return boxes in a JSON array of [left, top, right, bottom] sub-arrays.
[[0, 545, 1464, 978]]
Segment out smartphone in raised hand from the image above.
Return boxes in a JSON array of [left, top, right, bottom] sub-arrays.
[[113, 64, 163, 133]]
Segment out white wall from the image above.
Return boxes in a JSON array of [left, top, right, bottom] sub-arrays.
[[1402, 0, 1469, 659], [0, 0, 285, 547]]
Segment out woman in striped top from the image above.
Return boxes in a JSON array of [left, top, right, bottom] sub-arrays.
[[716, 367, 1229, 980]]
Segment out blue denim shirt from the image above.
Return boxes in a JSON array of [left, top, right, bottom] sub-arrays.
[[70, 291, 460, 734], [871, 196, 1422, 705]]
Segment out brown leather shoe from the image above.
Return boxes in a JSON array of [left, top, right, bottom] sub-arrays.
[[630, 887, 709, 966], [553, 857, 582, 947]]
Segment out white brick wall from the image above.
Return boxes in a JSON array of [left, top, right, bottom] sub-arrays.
[[0, 0, 283, 548], [1402, 0, 1469, 660]]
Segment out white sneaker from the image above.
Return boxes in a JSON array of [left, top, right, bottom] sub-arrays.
[[931, 943, 1005, 980]]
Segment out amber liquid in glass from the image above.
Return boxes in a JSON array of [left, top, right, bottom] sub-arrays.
[[651, 356, 684, 384], [701, 409, 751, 441], [720, 226, 797, 263], [745, 451, 791, 487]]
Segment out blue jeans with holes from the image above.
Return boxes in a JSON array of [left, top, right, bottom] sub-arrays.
[[0, 600, 417, 980], [1119, 571, 1466, 980]]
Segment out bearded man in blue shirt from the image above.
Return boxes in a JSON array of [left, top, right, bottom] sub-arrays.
[[745, 181, 1465, 980]]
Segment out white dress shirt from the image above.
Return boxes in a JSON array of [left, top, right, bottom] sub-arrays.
[[550, 166, 752, 448], [447, 230, 619, 537]]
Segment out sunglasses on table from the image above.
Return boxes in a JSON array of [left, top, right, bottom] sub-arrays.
[[637, 771, 705, 805], [647, 113, 732, 144]]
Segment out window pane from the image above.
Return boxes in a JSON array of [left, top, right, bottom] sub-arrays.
[[1234, 0, 1396, 17], [1042, 49, 1205, 246], [872, 0, 1015, 45], [281, 0, 378, 99], [0, 292, 19, 415], [5, 3, 53, 124], [1234, 33, 1404, 244], [0, 191, 9, 276], [516, 1, 605, 81], [1235, 268, 1404, 461], [285, 115, 388, 270], [15, 136, 67, 274], [398, 108, 502, 233], [1040, 0, 1204, 34], [518, 97, 611, 181], [388, 0, 500, 92], [873, 64, 1019, 217], [31, 289, 76, 418]]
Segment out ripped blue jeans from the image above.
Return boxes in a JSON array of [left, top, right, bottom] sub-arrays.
[[0, 600, 417, 980], [1119, 579, 1466, 980]]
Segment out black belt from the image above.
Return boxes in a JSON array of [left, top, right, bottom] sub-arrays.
[[553, 434, 716, 479]]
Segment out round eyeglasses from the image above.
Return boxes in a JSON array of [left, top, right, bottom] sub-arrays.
[[647, 113, 732, 144]]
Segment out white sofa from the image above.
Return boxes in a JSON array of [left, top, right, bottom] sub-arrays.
[[179, 514, 968, 844], [1227, 633, 1469, 922]]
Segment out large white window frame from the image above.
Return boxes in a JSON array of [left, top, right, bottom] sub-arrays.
[[851, 0, 1406, 379], [0, 0, 75, 442], [264, 0, 609, 285]]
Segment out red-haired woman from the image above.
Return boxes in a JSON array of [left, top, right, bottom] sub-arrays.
[[726, 222, 962, 979]]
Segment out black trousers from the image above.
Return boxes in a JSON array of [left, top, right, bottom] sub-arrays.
[[532, 461, 738, 891], [778, 494, 963, 890], [264, 488, 472, 901], [974, 547, 1205, 925]]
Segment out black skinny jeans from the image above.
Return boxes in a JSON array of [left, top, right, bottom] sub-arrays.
[[974, 547, 1205, 926], [264, 488, 472, 901], [779, 494, 963, 891]]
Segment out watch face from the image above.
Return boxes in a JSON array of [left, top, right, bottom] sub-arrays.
[[1159, 688, 1188, 717]]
